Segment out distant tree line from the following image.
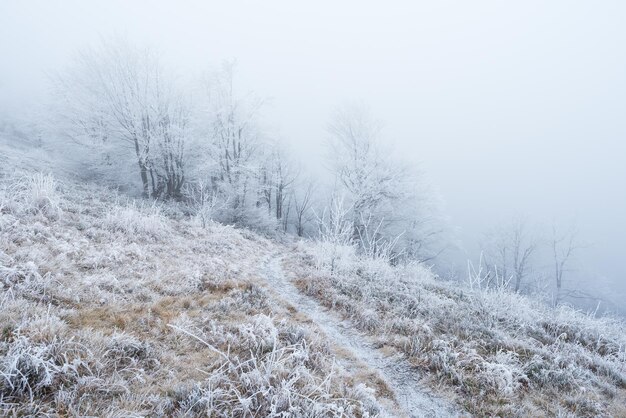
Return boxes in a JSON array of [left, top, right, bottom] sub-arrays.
[[52, 39, 447, 263]]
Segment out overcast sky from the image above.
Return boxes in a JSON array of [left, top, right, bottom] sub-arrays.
[[1, 1, 624, 306]]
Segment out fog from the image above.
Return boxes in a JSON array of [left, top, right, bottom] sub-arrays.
[[1, 1, 624, 311]]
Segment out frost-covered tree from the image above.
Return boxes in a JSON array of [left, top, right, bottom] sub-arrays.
[[551, 222, 580, 305], [183, 178, 226, 228], [259, 145, 298, 224], [200, 63, 276, 231], [270, 148, 297, 223], [53, 39, 189, 199], [481, 218, 537, 292], [326, 104, 444, 262], [292, 179, 316, 237], [327, 105, 403, 247]]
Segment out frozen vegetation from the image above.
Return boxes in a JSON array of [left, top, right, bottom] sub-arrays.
[[0, 37, 624, 417], [1, 136, 624, 417], [289, 238, 626, 416], [0, 165, 391, 416]]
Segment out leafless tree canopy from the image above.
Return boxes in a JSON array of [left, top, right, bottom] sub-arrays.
[[55, 40, 188, 199], [326, 104, 446, 261]]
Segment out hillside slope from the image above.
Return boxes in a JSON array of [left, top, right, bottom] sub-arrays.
[[1, 149, 625, 417], [0, 165, 456, 416], [286, 241, 626, 416]]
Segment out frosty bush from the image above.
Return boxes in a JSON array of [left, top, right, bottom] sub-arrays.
[[313, 195, 356, 274], [1, 336, 60, 401], [104, 333, 155, 370], [0, 331, 90, 405], [5, 173, 60, 219], [234, 205, 281, 236], [183, 180, 224, 228], [0, 262, 52, 303], [102, 201, 169, 239]]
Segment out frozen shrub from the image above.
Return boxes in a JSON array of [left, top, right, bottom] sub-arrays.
[[27, 173, 58, 213], [477, 351, 526, 397], [1, 336, 64, 401], [217, 284, 271, 315], [357, 256, 395, 282], [563, 394, 604, 416], [0, 262, 51, 299], [313, 196, 355, 275], [104, 333, 155, 369], [237, 314, 279, 354], [313, 241, 357, 275], [102, 201, 169, 239], [234, 205, 281, 236], [5, 173, 60, 219], [183, 180, 225, 228], [356, 308, 381, 332], [15, 315, 68, 345]]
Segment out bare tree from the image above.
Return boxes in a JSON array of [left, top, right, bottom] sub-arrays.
[[54, 39, 188, 199], [154, 105, 189, 199], [259, 146, 298, 221], [511, 220, 537, 292], [204, 62, 266, 224], [327, 104, 403, 236], [326, 103, 443, 261], [281, 194, 292, 232], [551, 223, 579, 305], [271, 148, 298, 221], [293, 180, 315, 237], [482, 218, 537, 292]]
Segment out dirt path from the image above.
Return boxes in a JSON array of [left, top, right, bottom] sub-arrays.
[[260, 253, 460, 418]]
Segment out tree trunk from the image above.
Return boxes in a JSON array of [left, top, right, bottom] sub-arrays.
[[134, 137, 150, 197], [139, 163, 149, 197]]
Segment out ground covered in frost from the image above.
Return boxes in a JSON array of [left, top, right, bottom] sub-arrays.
[[0, 169, 393, 416], [288, 239, 626, 416], [1, 143, 625, 417]]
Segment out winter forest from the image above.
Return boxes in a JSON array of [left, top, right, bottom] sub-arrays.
[[1, 2, 625, 417]]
